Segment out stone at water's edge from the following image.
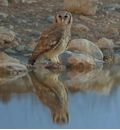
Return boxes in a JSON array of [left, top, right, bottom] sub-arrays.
[[96, 38, 115, 63], [68, 39, 103, 61], [0, 26, 17, 49], [0, 52, 27, 83], [60, 51, 96, 70], [64, 0, 98, 16], [0, 26, 15, 42], [0, 52, 19, 63]]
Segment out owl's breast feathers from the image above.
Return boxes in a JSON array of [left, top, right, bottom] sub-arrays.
[[29, 25, 70, 65]]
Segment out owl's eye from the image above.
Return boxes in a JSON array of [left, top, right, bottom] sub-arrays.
[[58, 15, 62, 18], [64, 15, 68, 19]]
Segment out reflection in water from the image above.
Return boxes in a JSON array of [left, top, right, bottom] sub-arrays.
[[0, 74, 33, 103], [0, 64, 120, 128], [29, 67, 69, 124], [64, 64, 120, 95]]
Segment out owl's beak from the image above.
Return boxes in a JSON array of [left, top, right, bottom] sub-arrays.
[[62, 18, 64, 23]]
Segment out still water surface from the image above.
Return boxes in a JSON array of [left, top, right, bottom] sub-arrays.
[[0, 63, 120, 128]]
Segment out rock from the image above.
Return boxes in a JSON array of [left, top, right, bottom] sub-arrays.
[[0, 52, 19, 63], [114, 54, 120, 65], [0, 0, 9, 6], [68, 39, 103, 60], [21, 0, 37, 4], [103, 4, 120, 12], [79, 15, 95, 23], [27, 40, 37, 52], [96, 38, 115, 63], [4, 48, 16, 54], [104, 26, 119, 36], [0, 52, 27, 83], [60, 51, 96, 69], [72, 24, 90, 33], [46, 16, 54, 23], [0, 12, 8, 18], [0, 26, 16, 48], [9, 25, 14, 30], [96, 37, 114, 49], [15, 45, 26, 52], [64, 0, 98, 16]]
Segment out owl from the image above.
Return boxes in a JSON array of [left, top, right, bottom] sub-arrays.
[[28, 11, 73, 68]]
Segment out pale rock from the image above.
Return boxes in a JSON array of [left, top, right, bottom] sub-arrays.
[[64, 0, 98, 16], [0, 52, 19, 63], [96, 38, 115, 63], [0, 52, 27, 82], [72, 24, 90, 33], [21, 0, 37, 4], [96, 37, 114, 49], [105, 26, 119, 36], [0, 26, 15, 43], [68, 39, 103, 60], [47, 16, 54, 23], [0, 0, 8, 6], [0, 12, 8, 18]]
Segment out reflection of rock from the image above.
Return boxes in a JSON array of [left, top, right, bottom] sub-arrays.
[[68, 39, 103, 60], [29, 67, 69, 124], [63, 65, 114, 95], [64, 0, 98, 15], [60, 51, 96, 70], [0, 74, 33, 103]]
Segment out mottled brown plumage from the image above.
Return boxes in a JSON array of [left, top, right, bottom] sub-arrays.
[[29, 11, 73, 65]]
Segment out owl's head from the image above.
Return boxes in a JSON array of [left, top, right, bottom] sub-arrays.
[[55, 11, 73, 26]]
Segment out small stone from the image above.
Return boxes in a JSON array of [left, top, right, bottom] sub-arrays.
[[96, 37, 114, 49], [0, 26, 15, 43], [96, 38, 115, 63], [46, 16, 54, 23], [16, 45, 26, 52], [0, 12, 8, 18], [72, 23, 90, 33], [103, 4, 120, 12], [9, 25, 14, 30], [104, 25, 119, 36], [4, 48, 16, 54], [0, 0, 9, 6], [21, 0, 37, 4]]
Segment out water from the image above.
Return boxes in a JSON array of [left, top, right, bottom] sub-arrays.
[[0, 64, 120, 128]]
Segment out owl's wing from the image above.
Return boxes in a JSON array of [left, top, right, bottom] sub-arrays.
[[29, 26, 64, 65]]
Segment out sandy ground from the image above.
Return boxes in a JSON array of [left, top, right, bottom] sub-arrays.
[[0, 0, 120, 45]]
